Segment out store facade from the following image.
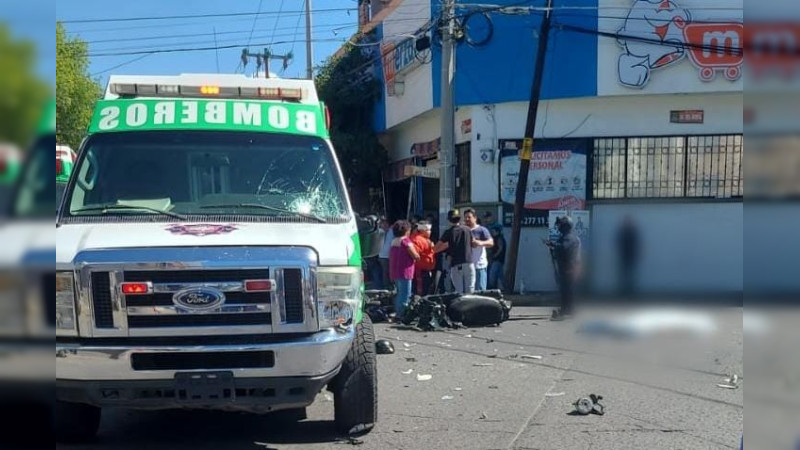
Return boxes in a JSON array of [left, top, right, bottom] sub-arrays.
[[368, 0, 744, 295]]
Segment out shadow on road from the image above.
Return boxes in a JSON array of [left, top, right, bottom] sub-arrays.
[[69, 409, 347, 449]]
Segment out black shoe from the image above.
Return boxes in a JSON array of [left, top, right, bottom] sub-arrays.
[[550, 309, 564, 321]]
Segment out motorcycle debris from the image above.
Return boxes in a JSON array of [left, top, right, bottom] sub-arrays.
[[401, 369, 414, 375], [473, 363, 494, 367], [417, 374, 433, 381], [441, 395, 454, 400], [521, 355, 543, 360], [545, 392, 566, 397]]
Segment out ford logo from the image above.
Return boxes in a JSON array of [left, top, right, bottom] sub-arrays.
[[173, 287, 225, 312]]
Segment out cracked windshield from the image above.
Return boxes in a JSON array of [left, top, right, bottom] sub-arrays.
[[65, 131, 348, 221]]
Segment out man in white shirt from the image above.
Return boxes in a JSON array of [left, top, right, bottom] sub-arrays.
[[378, 218, 395, 289], [463, 209, 493, 292]]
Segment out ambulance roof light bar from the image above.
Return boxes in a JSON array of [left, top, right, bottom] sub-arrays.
[[110, 83, 303, 101]]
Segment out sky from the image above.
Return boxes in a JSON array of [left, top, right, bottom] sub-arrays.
[[3, 0, 56, 84], [55, 0, 368, 87]]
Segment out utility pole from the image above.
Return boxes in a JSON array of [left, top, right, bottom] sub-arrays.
[[305, 0, 314, 79], [504, 0, 554, 293], [438, 0, 456, 233]]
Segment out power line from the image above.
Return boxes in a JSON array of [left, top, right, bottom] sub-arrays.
[[87, 37, 349, 57], [269, 0, 287, 46], [74, 22, 362, 45], [60, 7, 357, 24], [90, 54, 152, 76], [246, 0, 265, 47]]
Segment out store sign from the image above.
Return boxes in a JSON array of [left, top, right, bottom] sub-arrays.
[[670, 109, 704, 123], [382, 37, 421, 95], [403, 165, 440, 179], [411, 138, 440, 159], [617, 0, 743, 89], [461, 118, 472, 135], [500, 139, 589, 227], [384, 157, 414, 182]]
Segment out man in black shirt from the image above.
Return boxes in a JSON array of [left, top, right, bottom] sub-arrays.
[[545, 216, 581, 320], [487, 225, 506, 290], [434, 209, 475, 294]]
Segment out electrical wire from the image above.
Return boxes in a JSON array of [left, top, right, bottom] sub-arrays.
[[287, 0, 307, 73], [268, 0, 287, 47], [60, 7, 358, 24], [89, 53, 152, 76], [246, 0, 265, 48], [87, 37, 349, 57]]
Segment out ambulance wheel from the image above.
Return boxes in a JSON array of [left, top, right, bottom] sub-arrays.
[[55, 401, 101, 443], [331, 315, 377, 435]]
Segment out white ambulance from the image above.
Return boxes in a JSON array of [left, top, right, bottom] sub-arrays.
[[55, 74, 376, 442]]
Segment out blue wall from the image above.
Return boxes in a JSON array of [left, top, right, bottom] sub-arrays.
[[431, 0, 598, 107]]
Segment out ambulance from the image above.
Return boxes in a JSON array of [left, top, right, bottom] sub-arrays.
[[55, 74, 376, 442], [0, 144, 21, 213]]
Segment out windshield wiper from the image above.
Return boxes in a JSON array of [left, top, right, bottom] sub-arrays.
[[72, 204, 188, 220], [199, 203, 327, 223]]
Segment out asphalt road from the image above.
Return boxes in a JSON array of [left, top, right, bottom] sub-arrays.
[[59, 306, 743, 450]]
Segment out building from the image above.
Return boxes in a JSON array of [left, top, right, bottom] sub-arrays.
[[358, 0, 744, 295]]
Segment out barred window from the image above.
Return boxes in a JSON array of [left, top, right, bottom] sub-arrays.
[[592, 135, 743, 199]]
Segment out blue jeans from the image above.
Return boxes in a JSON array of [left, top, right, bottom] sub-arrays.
[[394, 278, 413, 317], [475, 267, 488, 292], [488, 261, 504, 290]]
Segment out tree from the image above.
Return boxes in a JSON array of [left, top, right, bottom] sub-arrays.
[[0, 25, 50, 148], [56, 22, 101, 149], [316, 38, 388, 214]]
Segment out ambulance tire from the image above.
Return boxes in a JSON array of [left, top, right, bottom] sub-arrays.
[[331, 315, 377, 435], [55, 401, 101, 443]]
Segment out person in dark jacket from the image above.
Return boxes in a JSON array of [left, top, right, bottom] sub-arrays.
[[616, 214, 640, 299], [545, 216, 581, 320]]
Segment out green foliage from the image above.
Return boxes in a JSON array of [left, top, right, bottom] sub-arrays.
[[0, 25, 50, 147], [56, 23, 101, 149], [316, 39, 387, 213]]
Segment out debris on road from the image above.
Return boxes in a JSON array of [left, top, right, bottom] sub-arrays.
[[348, 424, 371, 435], [441, 395, 454, 400], [545, 392, 566, 397], [573, 394, 605, 416], [488, 385, 499, 389], [465, 334, 473, 338], [405, 357, 417, 362], [520, 354, 543, 360], [453, 387, 463, 391], [717, 374, 740, 389], [417, 374, 433, 381], [473, 363, 494, 367], [479, 412, 488, 420], [402, 342, 415, 348], [375, 339, 395, 355], [401, 369, 414, 375]]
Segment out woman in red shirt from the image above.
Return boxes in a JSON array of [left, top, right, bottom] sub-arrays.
[[389, 220, 419, 320], [410, 221, 436, 296]]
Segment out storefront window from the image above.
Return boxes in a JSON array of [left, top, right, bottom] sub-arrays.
[[592, 135, 743, 200]]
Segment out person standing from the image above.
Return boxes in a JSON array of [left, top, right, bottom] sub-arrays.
[[487, 225, 506, 291], [378, 218, 394, 290], [410, 221, 436, 296], [434, 209, 475, 294], [616, 214, 640, 298], [544, 216, 582, 320], [463, 209, 493, 292], [389, 220, 419, 321]]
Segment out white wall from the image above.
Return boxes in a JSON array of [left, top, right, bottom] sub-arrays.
[[591, 202, 743, 293], [382, 0, 433, 129], [744, 203, 800, 294]]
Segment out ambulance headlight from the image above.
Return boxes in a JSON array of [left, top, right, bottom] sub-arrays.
[[55, 272, 77, 334], [317, 267, 362, 329]]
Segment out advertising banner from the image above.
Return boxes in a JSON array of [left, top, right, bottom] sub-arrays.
[[501, 138, 590, 227]]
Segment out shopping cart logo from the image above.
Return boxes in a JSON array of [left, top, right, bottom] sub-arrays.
[[617, 0, 742, 88]]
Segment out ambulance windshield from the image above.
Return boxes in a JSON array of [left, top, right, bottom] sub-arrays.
[[61, 131, 349, 223]]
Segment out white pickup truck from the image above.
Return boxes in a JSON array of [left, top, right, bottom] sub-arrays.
[[55, 74, 377, 442]]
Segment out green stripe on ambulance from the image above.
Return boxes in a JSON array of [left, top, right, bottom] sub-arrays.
[[88, 99, 328, 138]]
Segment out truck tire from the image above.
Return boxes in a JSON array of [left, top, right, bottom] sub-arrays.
[[55, 401, 101, 443], [331, 315, 377, 435]]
